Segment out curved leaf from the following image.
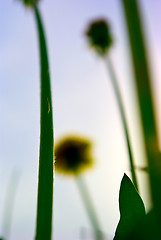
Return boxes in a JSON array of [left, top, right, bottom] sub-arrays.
[[34, 6, 54, 240], [114, 174, 145, 239], [121, 1, 161, 235]]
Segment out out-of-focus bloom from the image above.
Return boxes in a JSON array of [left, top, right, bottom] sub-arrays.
[[55, 136, 93, 175], [85, 19, 113, 56], [18, 0, 40, 7]]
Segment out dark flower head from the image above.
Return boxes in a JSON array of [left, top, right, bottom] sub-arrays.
[[85, 19, 113, 56], [55, 136, 93, 175], [19, 0, 40, 7]]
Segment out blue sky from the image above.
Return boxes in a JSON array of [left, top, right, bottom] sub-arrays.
[[0, 0, 161, 239]]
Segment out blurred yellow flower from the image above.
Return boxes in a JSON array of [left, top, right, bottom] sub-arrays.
[[55, 136, 93, 175]]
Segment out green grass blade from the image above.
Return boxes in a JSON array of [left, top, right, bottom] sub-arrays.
[[34, 5, 54, 240], [121, 0, 161, 236], [2, 170, 20, 240], [105, 57, 138, 191]]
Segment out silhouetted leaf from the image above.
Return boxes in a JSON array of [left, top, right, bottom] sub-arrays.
[[19, 1, 54, 239], [123, 209, 159, 240], [114, 174, 145, 239], [121, 1, 161, 233], [34, 6, 54, 240]]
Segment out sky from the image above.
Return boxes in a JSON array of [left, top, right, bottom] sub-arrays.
[[0, 0, 161, 239]]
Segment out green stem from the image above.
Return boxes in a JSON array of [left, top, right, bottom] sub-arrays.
[[2, 170, 20, 240], [76, 176, 104, 240], [105, 56, 139, 191], [34, 5, 54, 240], [121, 0, 161, 236]]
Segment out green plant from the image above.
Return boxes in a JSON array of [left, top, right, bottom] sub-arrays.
[[121, 0, 161, 238], [55, 136, 93, 175], [85, 19, 138, 191], [114, 174, 145, 240], [34, 5, 54, 239], [114, 174, 161, 240], [20, 0, 39, 7], [1, 170, 20, 240], [55, 136, 104, 240], [19, 1, 54, 239], [7, 1, 160, 239]]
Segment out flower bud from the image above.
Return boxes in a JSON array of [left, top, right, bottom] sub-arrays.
[[86, 19, 113, 56]]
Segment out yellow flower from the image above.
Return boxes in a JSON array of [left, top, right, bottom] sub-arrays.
[[85, 19, 113, 56], [55, 136, 93, 175]]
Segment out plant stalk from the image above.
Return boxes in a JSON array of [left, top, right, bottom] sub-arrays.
[[34, 5, 54, 240], [2, 170, 20, 240], [105, 56, 139, 191], [76, 175, 104, 240], [121, 0, 161, 237]]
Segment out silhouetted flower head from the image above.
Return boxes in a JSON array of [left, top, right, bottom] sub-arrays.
[[19, 0, 39, 7], [85, 19, 113, 56], [55, 136, 93, 175]]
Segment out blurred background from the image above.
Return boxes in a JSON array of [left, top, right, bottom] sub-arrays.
[[0, 0, 161, 239]]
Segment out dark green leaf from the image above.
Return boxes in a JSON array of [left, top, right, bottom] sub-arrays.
[[121, 1, 161, 235], [114, 174, 145, 240], [34, 6, 54, 240], [123, 209, 158, 240]]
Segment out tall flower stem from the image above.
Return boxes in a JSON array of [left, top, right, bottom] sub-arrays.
[[121, 0, 161, 237], [34, 5, 54, 240], [76, 176, 104, 240], [104, 56, 139, 191], [2, 170, 20, 240]]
